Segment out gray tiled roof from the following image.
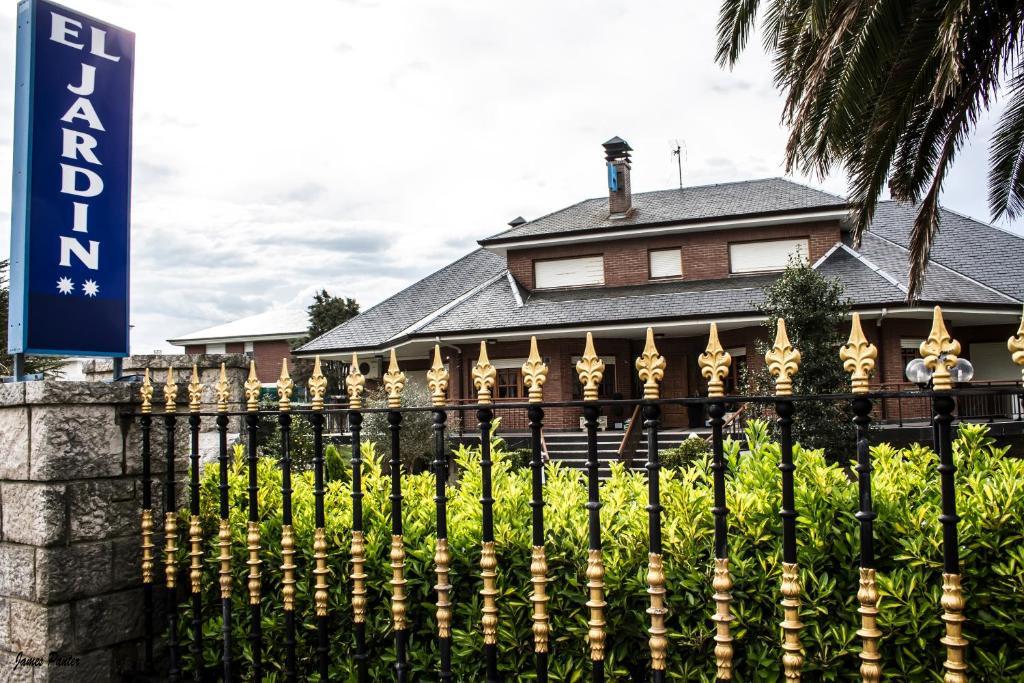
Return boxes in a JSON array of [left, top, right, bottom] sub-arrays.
[[867, 201, 1024, 301], [480, 177, 846, 243], [296, 248, 504, 352]]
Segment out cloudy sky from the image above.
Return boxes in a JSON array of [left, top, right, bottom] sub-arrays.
[[1, 1, 1020, 354]]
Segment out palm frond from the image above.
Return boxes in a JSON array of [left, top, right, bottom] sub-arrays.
[[989, 67, 1024, 220], [716, 0, 764, 68]]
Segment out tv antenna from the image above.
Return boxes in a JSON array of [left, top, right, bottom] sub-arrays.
[[669, 139, 686, 189]]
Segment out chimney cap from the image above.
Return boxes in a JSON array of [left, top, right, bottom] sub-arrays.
[[603, 136, 632, 162], [508, 216, 527, 227]]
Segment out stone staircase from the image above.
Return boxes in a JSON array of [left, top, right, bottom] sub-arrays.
[[544, 430, 702, 478]]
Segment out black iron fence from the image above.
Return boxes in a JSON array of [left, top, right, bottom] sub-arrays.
[[131, 307, 1024, 682]]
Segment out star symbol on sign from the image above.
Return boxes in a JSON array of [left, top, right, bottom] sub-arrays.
[[82, 280, 99, 297], [57, 277, 74, 295]]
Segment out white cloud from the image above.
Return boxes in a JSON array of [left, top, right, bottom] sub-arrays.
[[0, 1, 1018, 354]]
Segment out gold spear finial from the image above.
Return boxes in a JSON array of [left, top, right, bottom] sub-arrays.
[[308, 356, 327, 411], [1007, 306, 1024, 380], [576, 333, 605, 402], [276, 359, 294, 411], [164, 366, 178, 413], [140, 368, 153, 413], [522, 336, 548, 403], [383, 349, 405, 409], [765, 318, 801, 397], [699, 323, 732, 399], [920, 306, 960, 392], [427, 345, 449, 407], [347, 353, 366, 409], [187, 364, 202, 413], [840, 313, 878, 394], [244, 361, 261, 412], [635, 327, 666, 400], [215, 363, 229, 412], [472, 341, 497, 405]]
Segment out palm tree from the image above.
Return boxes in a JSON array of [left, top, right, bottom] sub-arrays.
[[716, 1, 1024, 300]]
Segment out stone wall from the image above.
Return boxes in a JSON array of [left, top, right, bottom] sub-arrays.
[[0, 380, 182, 681]]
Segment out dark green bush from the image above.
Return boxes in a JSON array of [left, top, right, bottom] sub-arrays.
[[661, 435, 711, 471], [179, 421, 1024, 680]]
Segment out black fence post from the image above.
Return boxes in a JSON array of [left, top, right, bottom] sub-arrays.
[[186, 366, 204, 681], [577, 333, 606, 683], [243, 362, 264, 682], [347, 355, 369, 683], [765, 319, 803, 679], [214, 365, 233, 682], [473, 342, 500, 683], [139, 371, 156, 673], [699, 323, 734, 681], [636, 328, 667, 682], [309, 358, 331, 681], [275, 361, 298, 683], [384, 350, 409, 683], [428, 347, 454, 682], [523, 337, 550, 683], [162, 368, 181, 682]]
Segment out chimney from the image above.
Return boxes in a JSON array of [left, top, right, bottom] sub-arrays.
[[508, 216, 526, 228], [603, 136, 633, 217]]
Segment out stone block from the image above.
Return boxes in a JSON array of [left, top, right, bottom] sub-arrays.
[[0, 383, 26, 408], [71, 588, 143, 651], [23, 381, 131, 406], [8, 600, 70, 658], [35, 648, 112, 682], [1, 484, 66, 547], [29, 406, 124, 481], [0, 649, 35, 683], [34, 543, 112, 604], [0, 544, 36, 601], [110, 537, 141, 591], [68, 481, 136, 543], [0, 408, 29, 480]]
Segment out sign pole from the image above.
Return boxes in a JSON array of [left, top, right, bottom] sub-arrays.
[[12, 353, 25, 381]]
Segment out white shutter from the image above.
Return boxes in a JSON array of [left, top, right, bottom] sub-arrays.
[[649, 248, 682, 278], [534, 256, 604, 288], [729, 238, 809, 274], [206, 343, 226, 354]]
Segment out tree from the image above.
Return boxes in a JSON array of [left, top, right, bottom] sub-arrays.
[[0, 260, 64, 378], [717, 1, 1024, 299], [305, 289, 359, 342], [747, 257, 852, 462]]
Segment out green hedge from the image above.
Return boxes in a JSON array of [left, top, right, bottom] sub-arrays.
[[179, 422, 1024, 681]]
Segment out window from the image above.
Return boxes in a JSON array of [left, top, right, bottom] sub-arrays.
[[244, 341, 254, 353], [649, 248, 682, 279], [900, 339, 924, 382], [724, 347, 747, 394], [729, 238, 809, 274], [534, 255, 604, 289], [570, 358, 617, 400], [206, 343, 226, 354], [496, 368, 523, 399]]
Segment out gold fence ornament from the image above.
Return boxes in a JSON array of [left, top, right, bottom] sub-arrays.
[[712, 557, 735, 679], [473, 341, 497, 404], [635, 327, 666, 400], [434, 538, 452, 638], [218, 518, 232, 599], [383, 349, 405, 409], [347, 353, 366, 409], [244, 361, 260, 412], [281, 524, 297, 611], [164, 366, 178, 413], [215, 363, 230, 412], [427, 345, 449, 407], [1008, 307, 1024, 379], [351, 531, 368, 623], [941, 573, 968, 683], [530, 545, 550, 653], [780, 562, 804, 680], [646, 553, 668, 671], [140, 508, 155, 584], [577, 333, 606, 402], [313, 527, 329, 617], [246, 521, 261, 605], [164, 512, 178, 589], [480, 541, 499, 645], [188, 364, 202, 413], [276, 360, 294, 412], [390, 535, 408, 630], [309, 356, 327, 412], [522, 336, 549, 403], [920, 306, 960, 392], [586, 549, 607, 661], [188, 515, 202, 594], [766, 318, 801, 397], [699, 322, 732, 399], [857, 568, 882, 682], [140, 368, 153, 413], [840, 313, 877, 394]]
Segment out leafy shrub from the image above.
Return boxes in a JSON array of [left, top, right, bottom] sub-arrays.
[[178, 421, 1024, 680], [360, 383, 434, 472], [661, 435, 711, 470]]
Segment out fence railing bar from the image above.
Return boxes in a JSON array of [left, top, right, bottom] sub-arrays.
[[187, 365, 203, 681], [310, 357, 331, 682], [139, 370, 155, 673], [276, 362, 298, 683], [429, 344, 454, 682], [163, 369, 181, 682], [243, 362, 264, 681], [214, 364, 233, 682], [524, 336, 550, 683], [473, 341, 501, 683]]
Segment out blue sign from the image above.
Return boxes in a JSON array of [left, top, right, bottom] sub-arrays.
[[8, 0, 134, 356]]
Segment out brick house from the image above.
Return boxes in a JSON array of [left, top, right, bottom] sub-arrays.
[[295, 137, 1024, 431], [168, 308, 308, 384]]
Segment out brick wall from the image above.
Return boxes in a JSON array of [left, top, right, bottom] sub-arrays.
[[506, 221, 842, 290]]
